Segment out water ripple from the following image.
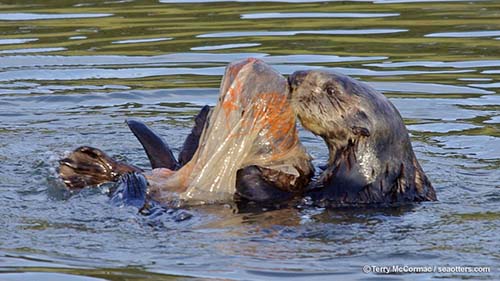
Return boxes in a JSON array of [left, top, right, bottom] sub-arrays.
[[0, 38, 38, 45], [425, 30, 500, 38], [366, 60, 500, 69], [0, 67, 224, 82], [277, 65, 474, 76], [0, 53, 384, 68], [369, 82, 493, 94], [482, 70, 500, 74], [191, 43, 261, 51], [391, 97, 497, 121], [468, 82, 500, 89], [432, 135, 500, 160], [241, 12, 400, 19], [0, 66, 477, 82], [264, 55, 387, 63], [0, 48, 67, 54], [111, 38, 173, 44], [0, 13, 113, 21], [68, 36, 87, 40], [197, 29, 408, 38], [407, 123, 482, 133], [0, 272, 105, 281]]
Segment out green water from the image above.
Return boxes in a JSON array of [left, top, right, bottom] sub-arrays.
[[0, 0, 498, 280]]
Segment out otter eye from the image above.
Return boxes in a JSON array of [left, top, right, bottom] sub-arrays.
[[326, 86, 336, 96]]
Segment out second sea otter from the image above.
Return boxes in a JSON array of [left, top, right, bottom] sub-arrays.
[[289, 70, 437, 206]]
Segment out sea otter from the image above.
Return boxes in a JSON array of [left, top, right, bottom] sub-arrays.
[[59, 58, 313, 207], [288, 70, 437, 206]]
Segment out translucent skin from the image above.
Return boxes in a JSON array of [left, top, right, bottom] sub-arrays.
[[146, 58, 313, 204]]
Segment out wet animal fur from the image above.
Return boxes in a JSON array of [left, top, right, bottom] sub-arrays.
[[289, 70, 437, 205]]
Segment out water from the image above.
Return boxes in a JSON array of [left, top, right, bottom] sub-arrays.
[[0, 0, 498, 280]]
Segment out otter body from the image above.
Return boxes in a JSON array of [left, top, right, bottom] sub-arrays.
[[58, 61, 436, 210], [289, 70, 437, 206]]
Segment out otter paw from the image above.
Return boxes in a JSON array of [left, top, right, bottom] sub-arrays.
[[59, 146, 141, 189]]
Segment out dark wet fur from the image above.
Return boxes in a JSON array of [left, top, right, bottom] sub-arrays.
[[234, 164, 314, 211], [307, 139, 436, 206], [289, 70, 437, 206], [236, 166, 302, 202]]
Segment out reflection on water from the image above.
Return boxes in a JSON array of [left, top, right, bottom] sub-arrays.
[[112, 38, 173, 44], [191, 43, 261, 51], [0, 13, 113, 21], [196, 29, 408, 37], [425, 30, 500, 38], [0, 47, 68, 54], [0, 0, 498, 280], [0, 38, 38, 45], [240, 12, 401, 19]]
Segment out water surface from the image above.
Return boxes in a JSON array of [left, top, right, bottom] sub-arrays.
[[0, 0, 498, 280]]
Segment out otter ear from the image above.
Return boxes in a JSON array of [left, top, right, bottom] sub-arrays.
[[352, 126, 370, 137]]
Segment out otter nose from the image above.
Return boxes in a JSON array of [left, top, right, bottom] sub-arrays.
[[288, 70, 308, 89]]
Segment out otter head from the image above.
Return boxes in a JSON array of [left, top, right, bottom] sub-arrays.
[[288, 70, 390, 161]]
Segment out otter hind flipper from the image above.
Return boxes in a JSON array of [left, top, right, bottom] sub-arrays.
[[59, 146, 141, 189], [126, 120, 179, 170], [178, 105, 210, 166]]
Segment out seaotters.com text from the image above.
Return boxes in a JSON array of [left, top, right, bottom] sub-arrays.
[[362, 265, 491, 274]]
